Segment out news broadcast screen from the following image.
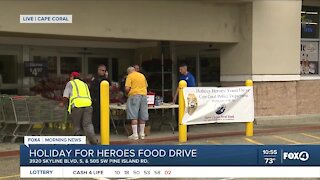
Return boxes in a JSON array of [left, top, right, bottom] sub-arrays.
[[1, 0, 320, 179]]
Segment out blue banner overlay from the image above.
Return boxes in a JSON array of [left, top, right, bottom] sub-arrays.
[[20, 145, 320, 166]]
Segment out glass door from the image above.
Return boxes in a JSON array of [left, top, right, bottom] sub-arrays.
[[60, 55, 82, 75], [0, 54, 19, 94], [198, 50, 220, 86], [33, 55, 58, 75], [87, 56, 109, 75]]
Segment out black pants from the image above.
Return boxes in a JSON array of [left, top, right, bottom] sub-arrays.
[[92, 100, 101, 133]]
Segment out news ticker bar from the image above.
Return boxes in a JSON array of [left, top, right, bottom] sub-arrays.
[[20, 166, 320, 178], [20, 145, 320, 166]]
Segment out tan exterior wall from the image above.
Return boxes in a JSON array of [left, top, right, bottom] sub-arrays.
[[221, 80, 320, 117], [0, 0, 239, 42], [252, 0, 301, 75], [255, 80, 320, 116], [221, 0, 301, 80], [296, 80, 320, 115], [254, 82, 297, 116], [220, 3, 252, 75]]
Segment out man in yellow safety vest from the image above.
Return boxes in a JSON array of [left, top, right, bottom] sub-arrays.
[[60, 72, 98, 145]]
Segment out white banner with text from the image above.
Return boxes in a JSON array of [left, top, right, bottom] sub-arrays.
[[182, 86, 254, 125]]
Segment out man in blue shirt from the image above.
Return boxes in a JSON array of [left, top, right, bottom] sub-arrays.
[[173, 63, 196, 103], [172, 64, 196, 131]]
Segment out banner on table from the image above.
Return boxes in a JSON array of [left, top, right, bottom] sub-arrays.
[[182, 86, 254, 125]]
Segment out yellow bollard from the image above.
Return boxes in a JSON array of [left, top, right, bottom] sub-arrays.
[[246, 122, 253, 136], [245, 79, 253, 87], [178, 80, 187, 143], [245, 79, 254, 136], [100, 80, 110, 145]]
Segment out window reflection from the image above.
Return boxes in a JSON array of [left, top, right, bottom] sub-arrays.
[[60, 57, 82, 74], [0, 55, 18, 83]]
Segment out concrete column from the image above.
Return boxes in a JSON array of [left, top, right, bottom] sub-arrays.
[[251, 0, 301, 80], [220, 3, 253, 82], [221, 0, 302, 82]]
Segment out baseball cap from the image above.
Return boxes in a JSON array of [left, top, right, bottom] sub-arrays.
[[70, 71, 80, 77]]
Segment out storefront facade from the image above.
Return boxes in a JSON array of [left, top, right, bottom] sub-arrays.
[[0, 0, 318, 119]]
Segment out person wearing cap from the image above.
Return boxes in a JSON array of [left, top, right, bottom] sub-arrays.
[[90, 64, 111, 133], [59, 72, 98, 145]]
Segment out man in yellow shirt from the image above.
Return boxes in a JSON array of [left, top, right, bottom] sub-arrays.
[[125, 66, 148, 140]]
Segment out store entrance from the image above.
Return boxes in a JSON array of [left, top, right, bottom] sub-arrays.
[[27, 47, 124, 100], [175, 43, 221, 88], [1, 40, 221, 102]]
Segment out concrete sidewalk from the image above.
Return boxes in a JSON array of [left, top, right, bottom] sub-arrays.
[[1, 118, 320, 157], [109, 121, 320, 144]]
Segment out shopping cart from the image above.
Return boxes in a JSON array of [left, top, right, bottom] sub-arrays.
[[0, 95, 65, 142], [0, 95, 10, 142], [27, 96, 65, 135], [0, 95, 5, 130], [0, 96, 32, 142], [27, 96, 47, 136]]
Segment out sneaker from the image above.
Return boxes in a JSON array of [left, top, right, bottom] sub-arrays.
[[128, 134, 139, 140], [139, 133, 145, 140]]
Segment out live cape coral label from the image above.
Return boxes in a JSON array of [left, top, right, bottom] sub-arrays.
[[20, 15, 72, 23]]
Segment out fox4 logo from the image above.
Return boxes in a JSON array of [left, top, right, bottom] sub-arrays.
[[283, 151, 309, 162]]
